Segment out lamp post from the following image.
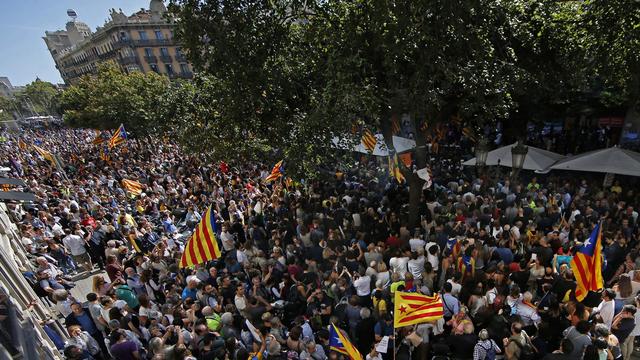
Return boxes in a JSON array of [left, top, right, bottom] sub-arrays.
[[475, 137, 490, 178], [510, 140, 528, 180]]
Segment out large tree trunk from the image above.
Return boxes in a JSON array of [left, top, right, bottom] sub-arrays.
[[383, 112, 426, 230]]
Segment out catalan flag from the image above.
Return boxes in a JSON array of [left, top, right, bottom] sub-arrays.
[[92, 131, 109, 146], [571, 222, 604, 301], [462, 127, 477, 143], [32, 145, 55, 164], [180, 205, 222, 268], [394, 291, 444, 328], [121, 179, 143, 196], [265, 160, 284, 182], [109, 124, 127, 149], [329, 323, 363, 360], [391, 115, 401, 135], [99, 147, 110, 162], [361, 130, 377, 153], [18, 139, 28, 150], [388, 154, 405, 183], [1, 184, 10, 192]]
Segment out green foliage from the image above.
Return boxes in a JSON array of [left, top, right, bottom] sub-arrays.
[[59, 62, 170, 137], [582, 0, 640, 110], [11, 79, 61, 117]]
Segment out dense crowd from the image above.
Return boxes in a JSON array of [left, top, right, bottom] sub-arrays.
[[1, 125, 640, 360]]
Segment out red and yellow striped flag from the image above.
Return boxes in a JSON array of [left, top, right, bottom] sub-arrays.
[[180, 205, 222, 268], [394, 291, 444, 328], [18, 139, 28, 150], [571, 223, 604, 301], [121, 179, 143, 196], [391, 115, 401, 135], [109, 124, 127, 149], [361, 130, 377, 153], [462, 127, 477, 143], [32, 145, 55, 164], [265, 160, 284, 182]]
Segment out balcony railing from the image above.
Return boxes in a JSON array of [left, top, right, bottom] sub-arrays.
[[118, 55, 140, 65], [180, 71, 194, 79], [144, 55, 158, 63], [159, 55, 173, 63], [175, 53, 187, 62]]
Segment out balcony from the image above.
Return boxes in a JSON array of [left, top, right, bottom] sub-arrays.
[[134, 39, 173, 47], [118, 55, 140, 65], [159, 55, 173, 63], [144, 55, 158, 63], [175, 53, 187, 62]]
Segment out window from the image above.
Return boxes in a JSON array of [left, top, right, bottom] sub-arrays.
[[176, 47, 183, 56], [138, 31, 148, 40], [144, 48, 153, 57], [150, 64, 159, 73], [165, 63, 174, 75], [154, 30, 164, 40], [160, 48, 169, 57], [119, 31, 128, 40], [180, 63, 190, 73]]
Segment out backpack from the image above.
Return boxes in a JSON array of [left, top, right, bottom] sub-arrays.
[[509, 337, 537, 360], [478, 341, 496, 360]]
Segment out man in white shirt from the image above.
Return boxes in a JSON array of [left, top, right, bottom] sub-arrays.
[[515, 292, 541, 327], [409, 231, 425, 252], [353, 270, 372, 306], [425, 243, 440, 271], [389, 249, 410, 279], [407, 250, 426, 280], [62, 229, 92, 272], [594, 289, 616, 328], [446, 275, 462, 297], [219, 224, 235, 252]]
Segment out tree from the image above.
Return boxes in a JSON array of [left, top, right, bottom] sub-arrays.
[[12, 79, 61, 117], [167, 0, 584, 226], [59, 62, 170, 137], [581, 0, 640, 142]]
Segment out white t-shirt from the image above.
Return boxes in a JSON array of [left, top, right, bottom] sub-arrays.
[[446, 279, 461, 297], [353, 276, 372, 296], [409, 238, 426, 252], [425, 242, 440, 271], [595, 299, 615, 328], [408, 257, 426, 280], [389, 257, 409, 278], [63, 234, 86, 256]]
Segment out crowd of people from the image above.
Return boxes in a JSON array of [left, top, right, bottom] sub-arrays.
[[1, 124, 640, 360]]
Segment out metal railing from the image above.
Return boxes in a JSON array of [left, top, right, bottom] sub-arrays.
[[144, 55, 158, 63]]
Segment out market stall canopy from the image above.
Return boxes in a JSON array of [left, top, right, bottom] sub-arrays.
[[332, 135, 416, 156], [462, 143, 565, 171], [547, 146, 640, 176]]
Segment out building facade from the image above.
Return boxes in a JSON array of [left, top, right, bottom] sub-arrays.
[[43, 0, 193, 84]]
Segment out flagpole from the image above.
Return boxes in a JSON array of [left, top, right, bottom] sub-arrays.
[[393, 327, 396, 360]]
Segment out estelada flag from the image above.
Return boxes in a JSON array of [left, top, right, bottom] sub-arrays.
[[265, 160, 284, 182], [32, 144, 55, 164], [329, 323, 362, 360], [361, 130, 377, 153], [109, 124, 127, 149], [571, 222, 604, 301], [180, 205, 222, 268], [394, 291, 444, 328], [121, 179, 143, 196]]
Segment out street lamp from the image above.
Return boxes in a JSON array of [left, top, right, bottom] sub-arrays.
[[510, 140, 528, 179], [475, 138, 490, 167]]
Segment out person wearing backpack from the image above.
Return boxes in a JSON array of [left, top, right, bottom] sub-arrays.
[[504, 322, 537, 360], [473, 329, 501, 360]]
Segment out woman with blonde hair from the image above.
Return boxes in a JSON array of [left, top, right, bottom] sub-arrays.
[[92, 275, 112, 296]]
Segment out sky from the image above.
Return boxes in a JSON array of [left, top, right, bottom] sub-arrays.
[[0, 0, 151, 86]]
